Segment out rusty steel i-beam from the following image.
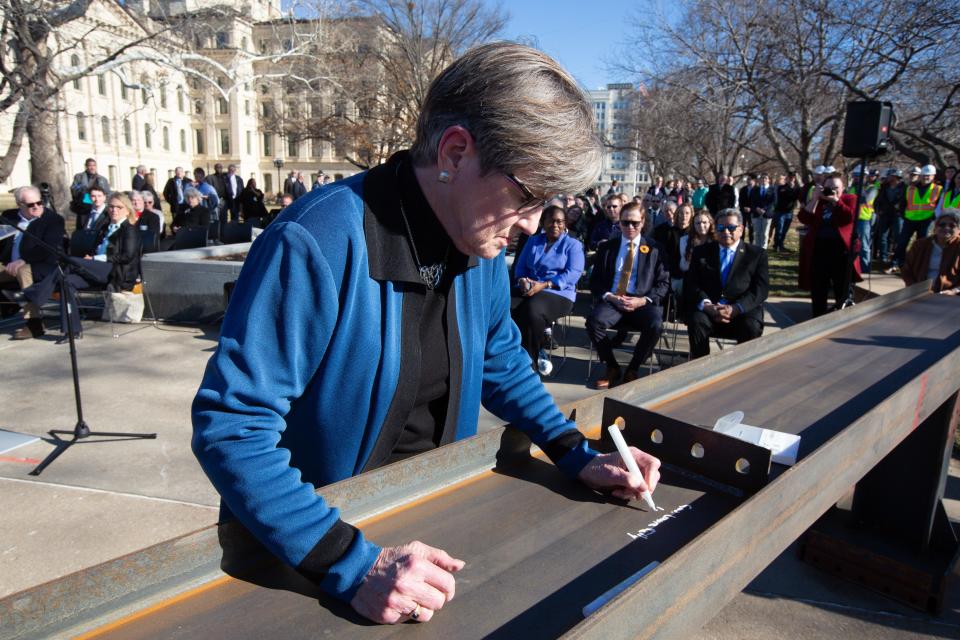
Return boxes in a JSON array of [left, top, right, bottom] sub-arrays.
[[2, 282, 959, 640]]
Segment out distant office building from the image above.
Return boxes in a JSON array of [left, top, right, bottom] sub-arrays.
[[587, 83, 651, 197]]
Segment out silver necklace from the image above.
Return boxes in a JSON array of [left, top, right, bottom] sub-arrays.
[[397, 193, 449, 290]]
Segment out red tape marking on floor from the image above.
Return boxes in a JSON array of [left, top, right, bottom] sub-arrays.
[[0, 456, 41, 464]]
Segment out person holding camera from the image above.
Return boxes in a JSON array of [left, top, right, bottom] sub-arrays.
[[798, 172, 861, 317]]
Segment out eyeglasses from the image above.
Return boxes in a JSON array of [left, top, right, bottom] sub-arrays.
[[620, 219, 643, 228], [504, 173, 546, 211], [605, 204, 621, 210], [22, 201, 43, 208], [716, 224, 740, 232]]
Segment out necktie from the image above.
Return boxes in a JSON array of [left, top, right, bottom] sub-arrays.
[[720, 248, 734, 286], [616, 242, 636, 296]]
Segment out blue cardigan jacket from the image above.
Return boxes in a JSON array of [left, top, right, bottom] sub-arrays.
[[192, 157, 597, 602]]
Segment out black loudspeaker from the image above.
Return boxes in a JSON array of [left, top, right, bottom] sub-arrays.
[[842, 101, 895, 158]]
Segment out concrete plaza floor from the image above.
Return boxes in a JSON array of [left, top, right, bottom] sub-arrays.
[[2, 282, 959, 638]]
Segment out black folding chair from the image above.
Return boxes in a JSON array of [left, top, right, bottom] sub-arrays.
[[170, 226, 208, 251], [222, 222, 253, 245], [69, 228, 99, 258], [139, 229, 159, 254]]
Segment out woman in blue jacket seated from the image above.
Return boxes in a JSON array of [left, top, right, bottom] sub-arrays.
[[511, 204, 584, 374]]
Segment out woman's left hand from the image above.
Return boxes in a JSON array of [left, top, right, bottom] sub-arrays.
[[524, 281, 549, 297]]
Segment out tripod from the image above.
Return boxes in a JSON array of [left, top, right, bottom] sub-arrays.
[[7, 222, 156, 475]]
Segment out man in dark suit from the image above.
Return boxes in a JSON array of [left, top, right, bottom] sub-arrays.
[[683, 208, 768, 359], [223, 164, 245, 223], [0, 186, 65, 338], [586, 201, 671, 389], [132, 165, 148, 192], [69, 158, 110, 219], [748, 173, 777, 249], [74, 185, 109, 232], [162, 167, 191, 217], [705, 171, 735, 216]]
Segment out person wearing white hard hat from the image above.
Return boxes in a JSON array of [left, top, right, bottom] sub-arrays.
[[802, 165, 828, 209], [888, 164, 942, 273], [875, 169, 906, 266]]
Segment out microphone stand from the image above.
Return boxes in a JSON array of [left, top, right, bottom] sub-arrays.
[[6, 220, 156, 475]]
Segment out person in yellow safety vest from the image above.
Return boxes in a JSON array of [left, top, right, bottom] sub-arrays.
[[803, 165, 829, 208], [935, 169, 960, 218], [888, 164, 942, 273], [846, 167, 881, 273]]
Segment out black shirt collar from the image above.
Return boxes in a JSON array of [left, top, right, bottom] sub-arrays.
[[363, 150, 477, 285]]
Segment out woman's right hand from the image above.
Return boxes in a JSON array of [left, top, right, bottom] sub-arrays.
[[350, 541, 465, 624]]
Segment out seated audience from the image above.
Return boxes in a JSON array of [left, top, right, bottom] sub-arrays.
[[798, 172, 860, 317], [0, 186, 65, 339], [83, 193, 141, 292], [172, 187, 211, 235], [129, 191, 161, 237], [75, 185, 109, 232], [241, 178, 269, 225], [683, 208, 768, 359], [587, 202, 670, 389], [141, 191, 166, 238], [679, 211, 716, 274], [588, 194, 622, 251], [510, 205, 585, 375], [901, 209, 960, 294]]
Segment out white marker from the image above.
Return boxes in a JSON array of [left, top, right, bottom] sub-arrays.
[[607, 422, 658, 511]]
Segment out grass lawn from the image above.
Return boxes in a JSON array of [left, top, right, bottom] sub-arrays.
[[767, 225, 804, 298]]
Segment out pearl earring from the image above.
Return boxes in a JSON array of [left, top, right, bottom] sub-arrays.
[[438, 171, 450, 183]]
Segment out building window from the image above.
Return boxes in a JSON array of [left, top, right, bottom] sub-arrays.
[[177, 86, 184, 112], [217, 98, 229, 115], [195, 129, 205, 154], [160, 85, 167, 109], [263, 133, 272, 157], [76, 113, 87, 141], [220, 129, 230, 154], [142, 85, 149, 104], [144, 124, 152, 148], [120, 83, 129, 101], [101, 117, 110, 143], [216, 32, 229, 47], [245, 130, 251, 155], [288, 138, 298, 157], [180, 129, 186, 152], [71, 55, 81, 89], [98, 75, 106, 96], [311, 139, 322, 158], [194, 99, 203, 115], [262, 102, 272, 117], [263, 173, 273, 194], [162, 126, 170, 150], [244, 100, 250, 116], [241, 37, 248, 51], [123, 119, 131, 146]]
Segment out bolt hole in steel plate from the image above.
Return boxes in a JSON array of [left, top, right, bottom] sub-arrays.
[[651, 429, 664, 444], [735, 458, 751, 474], [691, 443, 705, 459]]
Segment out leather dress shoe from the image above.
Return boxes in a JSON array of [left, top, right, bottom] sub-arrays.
[[622, 369, 640, 384], [13, 319, 44, 340], [593, 365, 621, 390]]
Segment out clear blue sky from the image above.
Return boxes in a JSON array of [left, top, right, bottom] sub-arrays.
[[495, 0, 638, 90]]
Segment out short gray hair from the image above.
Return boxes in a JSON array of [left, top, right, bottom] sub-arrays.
[[717, 208, 743, 226], [410, 42, 603, 198], [15, 185, 40, 205], [128, 190, 144, 201], [183, 187, 202, 200]]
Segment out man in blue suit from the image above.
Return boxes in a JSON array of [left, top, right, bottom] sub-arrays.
[[586, 201, 670, 389]]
